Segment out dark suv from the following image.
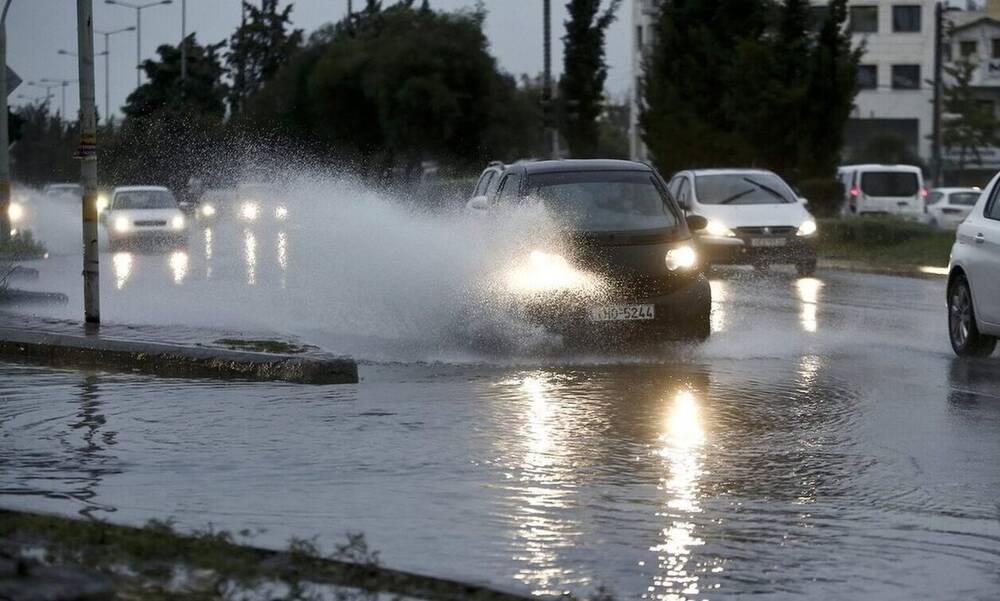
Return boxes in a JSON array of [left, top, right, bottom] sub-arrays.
[[469, 159, 712, 341]]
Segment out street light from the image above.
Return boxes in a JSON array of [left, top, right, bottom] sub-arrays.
[[26, 81, 56, 107], [59, 43, 121, 123], [40, 77, 78, 120], [105, 0, 173, 88]]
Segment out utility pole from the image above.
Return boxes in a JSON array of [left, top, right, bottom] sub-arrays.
[[77, 0, 100, 324], [543, 0, 558, 159], [95, 27, 135, 124], [105, 1, 173, 89], [180, 0, 186, 80], [0, 0, 12, 241]]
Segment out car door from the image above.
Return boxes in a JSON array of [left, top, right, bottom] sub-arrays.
[[961, 179, 1000, 326]]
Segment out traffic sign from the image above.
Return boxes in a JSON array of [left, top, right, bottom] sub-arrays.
[[6, 66, 20, 96]]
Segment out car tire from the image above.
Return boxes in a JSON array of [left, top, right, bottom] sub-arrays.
[[796, 258, 818, 277], [948, 276, 997, 357]]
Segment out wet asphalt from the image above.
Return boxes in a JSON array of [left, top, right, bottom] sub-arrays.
[[1, 218, 999, 600]]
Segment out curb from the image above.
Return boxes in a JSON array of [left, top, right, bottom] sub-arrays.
[[0, 325, 358, 384], [818, 260, 948, 280]]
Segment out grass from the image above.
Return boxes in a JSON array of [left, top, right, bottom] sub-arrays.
[[213, 338, 318, 354], [817, 216, 954, 268], [0, 509, 534, 601]]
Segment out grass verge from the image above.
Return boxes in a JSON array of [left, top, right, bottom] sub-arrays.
[[0, 509, 533, 600], [817, 216, 954, 268], [213, 338, 319, 354]]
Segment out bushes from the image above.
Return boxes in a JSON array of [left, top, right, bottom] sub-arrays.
[[818, 215, 936, 246], [797, 179, 844, 218], [817, 215, 954, 266]]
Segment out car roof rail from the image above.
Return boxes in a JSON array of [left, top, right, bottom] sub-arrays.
[[487, 160, 505, 168]]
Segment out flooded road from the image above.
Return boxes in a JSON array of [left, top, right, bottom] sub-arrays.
[[4, 251, 1000, 598]]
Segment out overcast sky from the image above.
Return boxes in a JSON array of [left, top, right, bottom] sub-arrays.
[[6, 1, 632, 119]]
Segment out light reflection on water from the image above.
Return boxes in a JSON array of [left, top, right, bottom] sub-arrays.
[[797, 278, 822, 333], [169, 251, 188, 285], [511, 374, 580, 597], [648, 390, 707, 600], [244, 229, 257, 286], [112, 252, 132, 290], [709, 280, 727, 333], [203, 227, 213, 279]]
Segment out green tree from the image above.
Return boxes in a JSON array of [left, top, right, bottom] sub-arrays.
[[227, 0, 304, 113], [559, 0, 622, 158], [942, 57, 1000, 174], [124, 34, 228, 120], [9, 101, 79, 186]]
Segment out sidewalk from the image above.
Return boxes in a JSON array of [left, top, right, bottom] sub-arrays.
[[0, 313, 357, 384]]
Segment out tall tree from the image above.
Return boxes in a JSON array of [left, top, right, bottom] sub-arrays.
[[123, 34, 228, 120], [228, 0, 304, 113], [559, 0, 622, 158], [942, 57, 1000, 174]]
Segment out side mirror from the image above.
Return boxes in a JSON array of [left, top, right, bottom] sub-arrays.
[[686, 215, 708, 231], [466, 195, 489, 212], [798, 197, 809, 206]]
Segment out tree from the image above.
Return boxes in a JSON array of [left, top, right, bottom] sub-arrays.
[[559, 0, 622, 158], [123, 34, 228, 121], [942, 57, 1000, 174], [227, 0, 304, 113], [9, 101, 78, 186], [640, 0, 860, 180]]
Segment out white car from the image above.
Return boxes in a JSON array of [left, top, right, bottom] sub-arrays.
[[947, 174, 1000, 357], [103, 186, 186, 247], [927, 187, 980, 230], [837, 164, 926, 219], [667, 169, 818, 276]]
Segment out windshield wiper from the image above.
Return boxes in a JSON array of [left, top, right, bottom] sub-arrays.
[[717, 188, 756, 205], [743, 178, 790, 203]]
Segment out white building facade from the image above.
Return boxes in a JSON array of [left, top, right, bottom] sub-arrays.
[[628, 0, 943, 163]]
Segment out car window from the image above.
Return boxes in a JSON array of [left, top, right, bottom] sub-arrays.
[[676, 177, 690, 207], [694, 172, 796, 205], [860, 171, 920, 197], [474, 171, 495, 196], [987, 185, 1000, 221], [497, 173, 521, 203], [113, 190, 176, 210], [524, 170, 679, 233], [485, 171, 503, 197], [950, 192, 979, 207], [927, 191, 943, 206]]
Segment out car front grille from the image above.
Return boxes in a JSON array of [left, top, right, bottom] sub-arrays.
[[134, 220, 167, 227], [735, 226, 795, 236]]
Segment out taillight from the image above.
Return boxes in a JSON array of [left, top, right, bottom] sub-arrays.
[[920, 188, 929, 198], [850, 186, 860, 197]]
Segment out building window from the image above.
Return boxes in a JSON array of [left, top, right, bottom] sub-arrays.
[[850, 6, 879, 33], [857, 65, 878, 90], [891, 65, 921, 89], [892, 5, 921, 32], [944, 42, 952, 62], [960, 40, 978, 57], [992, 38, 1000, 58], [636, 25, 643, 49]]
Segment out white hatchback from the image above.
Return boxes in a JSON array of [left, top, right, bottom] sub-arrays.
[[103, 186, 187, 246], [927, 187, 980, 230], [947, 174, 1000, 356]]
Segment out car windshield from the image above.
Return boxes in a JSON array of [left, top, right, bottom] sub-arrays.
[[950, 192, 979, 206], [525, 171, 678, 233], [114, 190, 176, 210], [860, 172, 919, 197], [694, 173, 796, 205]]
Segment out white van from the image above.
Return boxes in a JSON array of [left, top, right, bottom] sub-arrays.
[[837, 164, 926, 219]]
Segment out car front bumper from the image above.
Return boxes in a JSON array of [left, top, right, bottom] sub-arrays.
[[519, 273, 712, 341], [697, 234, 816, 266]]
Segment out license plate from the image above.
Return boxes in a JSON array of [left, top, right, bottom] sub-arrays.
[[750, 237, 787, 248], [589, 304, 655, 322]]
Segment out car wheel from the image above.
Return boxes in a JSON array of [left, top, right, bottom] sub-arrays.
[[796, 258, 817, 277], [948, 276, 997, 357]]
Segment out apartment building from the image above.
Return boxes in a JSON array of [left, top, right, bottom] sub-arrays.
[[628, 0, 938, 163]]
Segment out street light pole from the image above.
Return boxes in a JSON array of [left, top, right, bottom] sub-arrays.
[[543, 0, 557, 159], [105, 0, 173, 88], [180, 0, 186, 80], [0, 0, 13, 241], [27, 81, 56, 107], [59, 49, 109, 120], [95, 27, 134, 124], [77, 0, 100, 324], [42, 78, 78, 120]]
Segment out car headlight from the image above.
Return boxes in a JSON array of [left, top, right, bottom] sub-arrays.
[[171, 215, 185, 230], [114, 216, 130, 232], [7, 202, 24, 223], [506, 250, 603, 295], [704, 219, 735, 237], [665, 245, 698, 271], [96, 195, 108, 214], [241, 202, 259, 221], [797, 219, 817, 237], [201, 203, 216, 217]]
